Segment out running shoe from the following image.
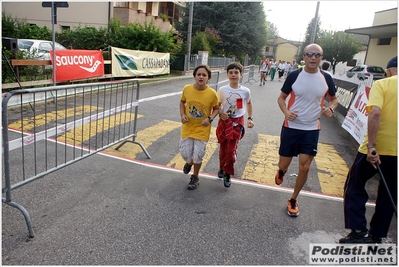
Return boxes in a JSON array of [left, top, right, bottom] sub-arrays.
[[287, 198, 299, 216], [183, 162, 193, 174], [275, 170, 287, 185], [223, 173, 231, 188], [217, 169, 224, 178], [187, 175, 199, 190]]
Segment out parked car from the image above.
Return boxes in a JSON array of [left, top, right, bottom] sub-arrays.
[[17, 39, 66, 60], [346, 65, 386, 80]]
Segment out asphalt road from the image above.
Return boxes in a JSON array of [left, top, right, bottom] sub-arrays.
[[2, 70, 397, 265]]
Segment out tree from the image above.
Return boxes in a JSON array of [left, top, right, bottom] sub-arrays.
[[175, 2, 267, 61], [107, 19, 179, 53], [266, 21, 279, 40], [317, 30, 363, 74], [191, 31, 211, 54]]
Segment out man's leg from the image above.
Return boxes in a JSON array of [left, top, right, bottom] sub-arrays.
[[291, 153, 314, 200], [285, 153, 313, 216], [339, 153, 376, 243], [278, 156, 293, 173], [275, 155, 293, 185]]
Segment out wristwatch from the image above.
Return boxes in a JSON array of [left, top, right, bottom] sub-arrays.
[[248, 117, 253, 121], [208, 116, 213, 123]]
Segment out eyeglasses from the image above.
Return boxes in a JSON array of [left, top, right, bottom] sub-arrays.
[[305, 52, 323, 58]]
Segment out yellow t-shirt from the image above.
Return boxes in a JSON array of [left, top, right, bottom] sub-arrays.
[[359, 75, 398, 156], [180, 84, 219, 141]]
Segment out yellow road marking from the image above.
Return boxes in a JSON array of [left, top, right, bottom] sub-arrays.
[[104, 119, 181, 158], [57, 112, 142, 144], [22, 104, 349, 196], [315, 143, 349, 197], [242, 134, 280, 184], [8, 105, 101, 131]]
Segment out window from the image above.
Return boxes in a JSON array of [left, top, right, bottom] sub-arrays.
[[265, 47, 270, 52], [61, 25, 70, 31], [378, 38, 391, 45]]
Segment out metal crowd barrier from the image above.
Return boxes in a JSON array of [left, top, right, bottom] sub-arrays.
[[240, 65, 257, 85], [2, 79, 150, 237]]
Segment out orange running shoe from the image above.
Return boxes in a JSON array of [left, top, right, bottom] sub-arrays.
[[275, 170, 287, 185], [287, 198, 299, 217]]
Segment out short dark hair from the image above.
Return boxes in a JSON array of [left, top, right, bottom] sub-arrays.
[[321, 62, 330, 71], [193, 64, 212, 79], [226, 62, 243, 73]]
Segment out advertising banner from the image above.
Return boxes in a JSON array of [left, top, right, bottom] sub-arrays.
[[341, 85, 371, 144], [111, 47, 170, 77], [50, 50, 104, 82]]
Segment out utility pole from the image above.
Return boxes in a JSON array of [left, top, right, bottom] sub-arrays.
[[310, 1, 320, 43], [185, 2, 193, 72]]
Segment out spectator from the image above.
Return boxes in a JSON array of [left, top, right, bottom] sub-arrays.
[[339, 56, 397, 243], [321, 61, 332, 76]]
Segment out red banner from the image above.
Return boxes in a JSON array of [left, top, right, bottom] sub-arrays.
[[50, 50, 104, 82]]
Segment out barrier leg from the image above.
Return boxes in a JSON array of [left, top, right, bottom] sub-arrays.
[[115, 135, 151, 159], [2, 198, 35, 238]]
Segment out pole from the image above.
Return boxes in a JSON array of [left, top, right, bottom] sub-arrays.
[[371, 151, 397, 217], [185, 2, 193, 72], [310, 1, 320, 43], [51, 2, 56, 86]]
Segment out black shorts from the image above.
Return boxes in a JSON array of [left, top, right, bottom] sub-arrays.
[[279, 126, 320, 157]]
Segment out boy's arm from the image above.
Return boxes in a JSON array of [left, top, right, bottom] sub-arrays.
[[210, 104, 220, 120], [201, 104, 220, 127], [180, 100, 189, 123], [246, 100, 254, 128]]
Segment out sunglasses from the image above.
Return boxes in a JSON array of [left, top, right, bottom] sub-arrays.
[[305, 52, 323, 58]]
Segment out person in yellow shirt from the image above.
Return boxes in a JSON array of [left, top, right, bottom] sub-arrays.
[[179, 64, 220, 190], [340, 56, 397, 243]]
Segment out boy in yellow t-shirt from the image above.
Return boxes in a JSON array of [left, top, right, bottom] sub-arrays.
[[179, 64, 220, 190]]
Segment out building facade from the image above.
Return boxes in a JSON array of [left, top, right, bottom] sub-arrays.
[[2, 2, 180, 34], [264, 36, 302, 63], [345, 8, 397, 69]]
